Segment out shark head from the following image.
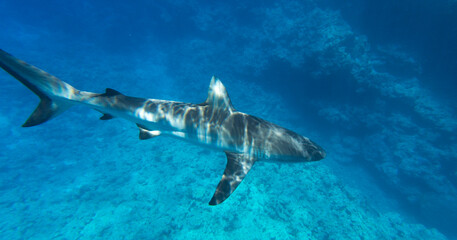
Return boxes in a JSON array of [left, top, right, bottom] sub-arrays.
[[253, 124, 326, 162], [303, 138, 326, 161]]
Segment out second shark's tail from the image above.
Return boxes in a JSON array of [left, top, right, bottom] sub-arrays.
[[0, 49, 88, 127]]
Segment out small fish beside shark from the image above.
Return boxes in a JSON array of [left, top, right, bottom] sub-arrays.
[[0, 49, 325, 205]]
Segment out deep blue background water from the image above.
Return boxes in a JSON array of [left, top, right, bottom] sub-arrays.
[[0, 0, 456, 239]]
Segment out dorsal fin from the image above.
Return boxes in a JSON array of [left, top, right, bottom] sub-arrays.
[[99, 113, 114, 120], [202, 77, 235, 112], [101, 88, 123, 97]]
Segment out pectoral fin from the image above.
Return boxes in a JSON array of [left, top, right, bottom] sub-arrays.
[[136, 124, 161, 140], [139, 128, 161, 140], [209, 152, 256, 205]]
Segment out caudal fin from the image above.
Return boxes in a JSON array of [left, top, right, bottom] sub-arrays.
[[0, 49, 77, 126]]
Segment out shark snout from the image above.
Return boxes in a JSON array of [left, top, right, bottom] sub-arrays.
[[309, 144, 326, 161]]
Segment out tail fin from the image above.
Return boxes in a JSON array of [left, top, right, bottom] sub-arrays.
[[0, 49, 77, 127]]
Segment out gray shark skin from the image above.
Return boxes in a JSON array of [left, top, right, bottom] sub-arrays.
[[0, 49, 326, 205]]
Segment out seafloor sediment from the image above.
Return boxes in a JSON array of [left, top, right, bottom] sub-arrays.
[[0, 78, 447, 239], [0, 0, 456, 239]]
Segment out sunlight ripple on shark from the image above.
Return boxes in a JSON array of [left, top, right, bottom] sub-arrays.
[[0, 49, 326, 205]]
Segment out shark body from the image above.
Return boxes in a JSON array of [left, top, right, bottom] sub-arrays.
[[0, 49, 325, 205]]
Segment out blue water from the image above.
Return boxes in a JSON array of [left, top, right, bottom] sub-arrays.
[[0, 0, 456, 239]]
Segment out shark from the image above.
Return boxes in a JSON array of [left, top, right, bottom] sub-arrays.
[[0, 49, 326, 205]]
